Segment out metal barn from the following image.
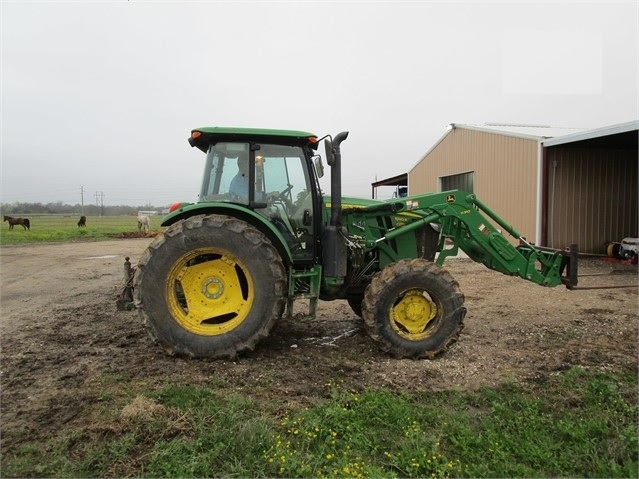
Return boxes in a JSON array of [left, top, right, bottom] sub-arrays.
[[402, 121, 638, 254]]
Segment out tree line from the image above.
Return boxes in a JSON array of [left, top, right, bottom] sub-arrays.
[[0, 202, 167, 217]]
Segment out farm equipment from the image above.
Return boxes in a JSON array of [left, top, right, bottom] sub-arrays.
[[120, 127, 578, 359]]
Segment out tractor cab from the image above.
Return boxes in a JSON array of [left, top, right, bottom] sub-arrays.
[[184, 128, 328, 263]]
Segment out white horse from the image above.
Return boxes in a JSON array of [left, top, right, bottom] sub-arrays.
[[137, 215, 150, 233]]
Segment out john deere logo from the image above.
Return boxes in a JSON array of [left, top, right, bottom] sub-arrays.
[[446, 194, 456, 203]]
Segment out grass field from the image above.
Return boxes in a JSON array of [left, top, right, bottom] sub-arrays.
[[0, 215, 163, 245], [2, 367, 637, 478]]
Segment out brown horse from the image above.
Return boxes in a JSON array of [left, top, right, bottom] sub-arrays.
[[4, 215, 30, 231]]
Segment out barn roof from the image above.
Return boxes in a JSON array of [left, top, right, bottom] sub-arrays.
[[448, 123, 587, 141], [541, 120, 639, 147]]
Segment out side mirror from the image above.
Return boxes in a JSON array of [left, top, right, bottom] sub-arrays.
[[313, 156, 325, 178]]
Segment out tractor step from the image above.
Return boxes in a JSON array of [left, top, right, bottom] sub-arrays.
[[287, 265, 322, 320]]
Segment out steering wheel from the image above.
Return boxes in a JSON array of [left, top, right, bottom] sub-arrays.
[[268, 184, 295, 211]]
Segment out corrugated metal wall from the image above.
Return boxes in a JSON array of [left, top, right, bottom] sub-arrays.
[[545, 147, 638, 254], [409, 128, 539, 241]]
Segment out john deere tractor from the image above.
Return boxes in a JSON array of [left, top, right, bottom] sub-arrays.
[[126, 127, 577, 359]]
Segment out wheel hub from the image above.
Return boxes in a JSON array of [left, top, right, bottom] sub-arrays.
[[167, 251, 253, 335], [392, 290, 437, 335], [202, 276, 224, 299]]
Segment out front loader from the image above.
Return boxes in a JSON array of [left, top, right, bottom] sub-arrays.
[[122, 127, 577, 359]]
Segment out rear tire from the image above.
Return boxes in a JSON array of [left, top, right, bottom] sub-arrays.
[[362, 259, 466, 359], [133, 214, 286, 358]]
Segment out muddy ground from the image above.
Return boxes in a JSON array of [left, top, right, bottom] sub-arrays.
[[1, 237, 637, 455]]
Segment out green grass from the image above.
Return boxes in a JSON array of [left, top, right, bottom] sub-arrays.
[[0, 215, 163, 245], [2, 366, 637, 478]]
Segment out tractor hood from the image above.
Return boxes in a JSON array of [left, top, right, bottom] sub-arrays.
[[322, 195, 406, 219], [328, 195, 404, 212]]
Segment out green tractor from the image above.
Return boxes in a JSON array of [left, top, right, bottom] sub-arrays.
[[126, 127, 577, 359]]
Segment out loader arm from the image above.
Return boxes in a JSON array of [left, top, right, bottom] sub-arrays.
[[358, 190, 578, 288]]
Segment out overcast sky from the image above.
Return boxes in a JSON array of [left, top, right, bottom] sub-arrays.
[[1, 1, 637, 206]]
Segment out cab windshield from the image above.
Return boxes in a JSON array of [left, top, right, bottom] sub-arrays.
[[199, 142, 310, 206]]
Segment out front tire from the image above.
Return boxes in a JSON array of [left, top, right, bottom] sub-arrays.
[[133, 214, 286, 358], [346, 294, 364, 318], [362, 259, 466, 359]]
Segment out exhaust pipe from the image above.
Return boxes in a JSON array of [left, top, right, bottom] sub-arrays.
[[322, 131, 349, 283], [328, 131, 349, 227]]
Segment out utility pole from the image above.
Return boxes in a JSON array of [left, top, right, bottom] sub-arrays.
[[79, 185, 85, 215], [94, 191, 105, 216]]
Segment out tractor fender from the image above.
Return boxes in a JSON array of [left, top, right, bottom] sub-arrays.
[[160, 203, 294, 265]]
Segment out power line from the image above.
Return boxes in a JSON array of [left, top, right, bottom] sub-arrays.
[[94, 191, 105, 216]]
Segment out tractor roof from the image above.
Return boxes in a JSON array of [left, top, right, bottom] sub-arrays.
[[189, 127, 319, 152]]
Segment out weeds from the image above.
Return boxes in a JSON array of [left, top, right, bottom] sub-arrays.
[[2, 366, 636, 478]]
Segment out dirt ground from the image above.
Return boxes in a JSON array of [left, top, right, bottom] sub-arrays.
[[1, 238, 637, 455]]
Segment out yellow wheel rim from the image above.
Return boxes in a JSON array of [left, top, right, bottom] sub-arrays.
[[390, 289, 439, 340], [166, 248, 254, 336]]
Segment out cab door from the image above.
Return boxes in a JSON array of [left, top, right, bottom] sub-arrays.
[[256, 145, 315, 262]]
